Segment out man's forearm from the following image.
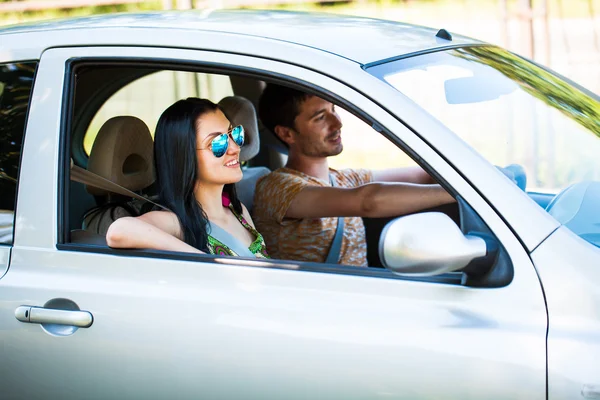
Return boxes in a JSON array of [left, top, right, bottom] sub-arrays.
[[361, 182, 455, 218], [371, 166, 436, 184]]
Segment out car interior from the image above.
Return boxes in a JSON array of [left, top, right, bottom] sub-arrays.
[[63, 62, 514, 288]]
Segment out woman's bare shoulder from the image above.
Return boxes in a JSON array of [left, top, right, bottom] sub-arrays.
[[240, 203, 256, 228]]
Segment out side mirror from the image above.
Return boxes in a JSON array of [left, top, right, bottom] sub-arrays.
[[379, 212, 488, 276]]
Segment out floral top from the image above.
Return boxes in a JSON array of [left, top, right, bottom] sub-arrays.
[[207, 194, 269, 259]]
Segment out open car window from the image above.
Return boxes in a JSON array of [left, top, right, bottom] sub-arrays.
[[83, 70, 233, 155], [329, 107, 416, 171], [63, 60, 515, 288]]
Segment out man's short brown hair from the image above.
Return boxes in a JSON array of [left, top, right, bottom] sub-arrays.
[[258, 84, 311, 147]]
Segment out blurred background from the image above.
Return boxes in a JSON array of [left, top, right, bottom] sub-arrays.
[[2, 0, 599, 93], [2, 0, 600, 191]]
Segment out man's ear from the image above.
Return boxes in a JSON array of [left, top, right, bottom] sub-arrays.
[[273, 125, 295, 146]]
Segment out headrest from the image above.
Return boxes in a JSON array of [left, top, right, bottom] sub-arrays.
[[218, 96, 260, 162], [86, 116, 154, 196]]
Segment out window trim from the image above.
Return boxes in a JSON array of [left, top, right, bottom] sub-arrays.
[[55, 242, 464, 285], [58, 60, 76, 246]]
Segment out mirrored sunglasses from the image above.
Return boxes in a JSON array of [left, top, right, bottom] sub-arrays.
[[199, 125, 245, 158]]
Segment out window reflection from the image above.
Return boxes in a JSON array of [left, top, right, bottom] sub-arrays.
[[369, 46, 600, 192]]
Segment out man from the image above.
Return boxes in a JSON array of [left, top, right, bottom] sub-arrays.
[[252, 84, 455, 267]]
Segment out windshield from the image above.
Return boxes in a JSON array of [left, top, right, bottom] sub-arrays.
[[367, 46, 600, 247]]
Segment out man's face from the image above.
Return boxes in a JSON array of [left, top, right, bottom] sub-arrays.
[[291, 96, 343, 158]]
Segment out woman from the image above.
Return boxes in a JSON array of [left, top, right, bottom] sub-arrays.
[[106, 98, 269, 258]]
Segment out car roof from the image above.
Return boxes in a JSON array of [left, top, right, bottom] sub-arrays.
[[0, 9, 483, 65]]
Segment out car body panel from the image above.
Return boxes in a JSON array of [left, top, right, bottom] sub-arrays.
[[0, 44, 551, 398], [1, 247, 547, 399], [530, 226, 600, 400], [0, 10, 481, 65]]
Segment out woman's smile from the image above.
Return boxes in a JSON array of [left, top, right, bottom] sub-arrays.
[[225, 158, 240, 168]]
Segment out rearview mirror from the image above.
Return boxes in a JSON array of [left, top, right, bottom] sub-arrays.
[[379, 212, 487, 276], [444, 73, 517, 104]]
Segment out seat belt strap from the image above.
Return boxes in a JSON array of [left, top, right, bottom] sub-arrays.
[[208, 221, 255, 258], [70, 164, 168, 211], [325, 173, 345, 264]]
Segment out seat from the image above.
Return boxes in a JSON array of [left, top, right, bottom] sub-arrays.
[[81, 115, 155, 236], [218, 96, 270, 213]]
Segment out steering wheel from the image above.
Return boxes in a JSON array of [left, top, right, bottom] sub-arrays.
[[545, 181, 600, 248]]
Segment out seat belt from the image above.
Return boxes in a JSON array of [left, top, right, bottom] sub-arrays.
[[70, 163, 168, 211], [71, 164, 256, 257], [325, 173, 345, 264], [207, 221, 255, 258]]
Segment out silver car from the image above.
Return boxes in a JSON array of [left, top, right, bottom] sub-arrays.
[[0, 10, 599, 400]]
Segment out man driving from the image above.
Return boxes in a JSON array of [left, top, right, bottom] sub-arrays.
[[253, 84, 455, 266]]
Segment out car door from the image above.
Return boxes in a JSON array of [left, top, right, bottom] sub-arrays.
[[0, 44, 548, 399]]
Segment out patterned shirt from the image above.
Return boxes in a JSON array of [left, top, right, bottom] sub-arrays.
[[253, 168, 373, 266], [207, 194, 269, 259]]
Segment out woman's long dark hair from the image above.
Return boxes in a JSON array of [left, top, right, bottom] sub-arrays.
[[154, 97, 243, 252]]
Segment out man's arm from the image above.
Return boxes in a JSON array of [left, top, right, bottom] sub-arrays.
[[285, 182, 454, 219], [371, 166, 436, 184]]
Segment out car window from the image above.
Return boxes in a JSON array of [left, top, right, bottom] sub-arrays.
[[67, 61, 506, 286], [329, 106, 416, 171], [367, 46, 600, 193], [0, 62, 36, 245], [83, 70, 233, 155]]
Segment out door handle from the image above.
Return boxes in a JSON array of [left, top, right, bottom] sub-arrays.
[[15, 306, 93, 328]]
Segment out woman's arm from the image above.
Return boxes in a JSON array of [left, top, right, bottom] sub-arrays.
[[106, 211, 204, 254]]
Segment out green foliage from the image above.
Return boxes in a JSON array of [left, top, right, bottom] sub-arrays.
[[455, 46, 600, 139], [0, 1, 163, 25], [2, 0, 599, 26]]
